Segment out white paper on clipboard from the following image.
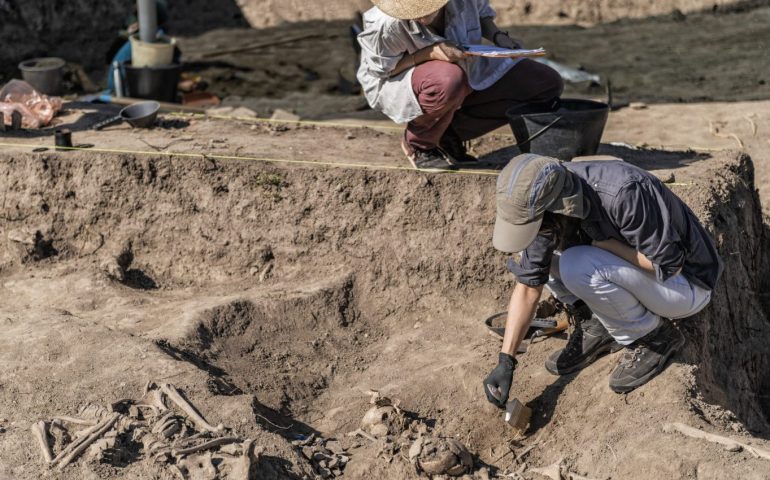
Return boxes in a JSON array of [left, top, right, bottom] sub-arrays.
[[461, 45, 547, 58]]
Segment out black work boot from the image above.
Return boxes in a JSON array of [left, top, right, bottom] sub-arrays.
[[609, 318, 685, 393], [439, 127, 478, 164], [545, 306, 621, 375], [401, 135, 458, 171]]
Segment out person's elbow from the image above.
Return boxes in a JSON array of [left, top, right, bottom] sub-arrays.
[[653, 257, 685, 282], [361, 55, 401, 78]]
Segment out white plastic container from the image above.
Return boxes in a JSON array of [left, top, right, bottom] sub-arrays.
[[130, 35, 176, 68]]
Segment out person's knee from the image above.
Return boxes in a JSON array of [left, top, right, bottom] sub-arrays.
[[417, 62, 469, 113], [526, 61, 564, 101], [546, 67, 565, 98], [559, 246, 599, 294]]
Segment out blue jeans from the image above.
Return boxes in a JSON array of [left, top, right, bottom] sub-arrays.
[[548, 246, 712, 345]]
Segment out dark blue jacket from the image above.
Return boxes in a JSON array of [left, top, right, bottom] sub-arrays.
[[509, 160, 724, 291]]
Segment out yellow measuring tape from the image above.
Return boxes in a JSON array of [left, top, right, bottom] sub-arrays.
[[173, 111, 406, 132], [166, 111, 731, 155], [0, 141, 501, 177]]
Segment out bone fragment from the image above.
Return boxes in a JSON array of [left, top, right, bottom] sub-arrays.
[[530, 457, 565, 480], [78, 404, 110, 420], [160, 383, 224, 433], [53, 416, 98, 426], [179, 452, 217, 478], [169, 465, 186, 480], [52, 419, 108, 463], [139, 388, 169, 413], [231, 439, 255, 479], [31, 421, 53, 463], [663, 422, 770, 461], [55, 413, 121, 469], [161, 420, 181, 439], [173, 436, 241, 456], [347, 428, 376, 442], [152, 411, 176, 434], [174, 431, 207, 448], [515, 444, 538, 463]]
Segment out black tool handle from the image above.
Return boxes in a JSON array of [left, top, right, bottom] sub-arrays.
[[93, 116, 123, 131]]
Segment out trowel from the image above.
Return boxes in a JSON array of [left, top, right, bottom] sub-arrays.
[[486, 385, 533, 436]]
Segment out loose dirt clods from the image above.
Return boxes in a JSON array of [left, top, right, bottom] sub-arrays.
[[292, 434, 351, 478]]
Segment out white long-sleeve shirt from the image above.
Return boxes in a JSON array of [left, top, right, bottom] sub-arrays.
[[356, 0, 520, 124]]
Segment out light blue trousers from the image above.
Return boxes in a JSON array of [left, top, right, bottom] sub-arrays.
[[547, 246, 712, 345]]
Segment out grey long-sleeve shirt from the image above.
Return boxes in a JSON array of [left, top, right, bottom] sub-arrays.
[[509, 160, 724, 291], [356, 0, 520, 124]]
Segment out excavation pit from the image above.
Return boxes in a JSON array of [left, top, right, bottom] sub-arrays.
[[0, 117, 769, 479]]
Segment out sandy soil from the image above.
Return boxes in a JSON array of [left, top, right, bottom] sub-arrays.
[[176, 4, 770, 214], [232, 0, 753, 28], [0, 0, 744, 72], [1, 2, 770, 479], [178, 5, 770, 107], [0, 110, 769, 479]]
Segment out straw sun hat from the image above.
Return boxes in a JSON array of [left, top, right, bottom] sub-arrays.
[[372, 0, 449, 20]]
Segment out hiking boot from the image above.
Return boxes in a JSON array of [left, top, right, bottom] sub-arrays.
[[401, 136, 458, 171], [608, 318, 685, 393], [545, 312, 621, 375], [439, 127, 478, 164]]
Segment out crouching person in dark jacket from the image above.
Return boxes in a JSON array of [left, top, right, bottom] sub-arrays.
[[483, 154, 723, 406]]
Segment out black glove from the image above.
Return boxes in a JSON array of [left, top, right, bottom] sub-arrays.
[[483, 352, 517, 408]]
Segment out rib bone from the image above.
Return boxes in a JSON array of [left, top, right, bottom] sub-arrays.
[[172, 437, 240, 456]]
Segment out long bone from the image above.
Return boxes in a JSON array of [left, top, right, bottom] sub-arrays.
[[53, 413, 121, 470], [31, 421, 54, 463], [159, 383, 224, 433]]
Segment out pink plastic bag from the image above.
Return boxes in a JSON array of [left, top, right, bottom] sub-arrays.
[[0, 80, 63, 129]]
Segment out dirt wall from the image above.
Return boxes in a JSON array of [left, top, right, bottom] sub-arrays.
[[681, 153, 770, 430], [0, 148, 768, 433]]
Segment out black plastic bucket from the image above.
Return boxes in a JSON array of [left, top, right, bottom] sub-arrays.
[[18, 57, 65, 95], [123, 62, 180, 103], [506, 99, 610, 161]]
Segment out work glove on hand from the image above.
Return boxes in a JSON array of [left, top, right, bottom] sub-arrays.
[[493, 31, 523, 50], [483, 352, 517, 408]]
